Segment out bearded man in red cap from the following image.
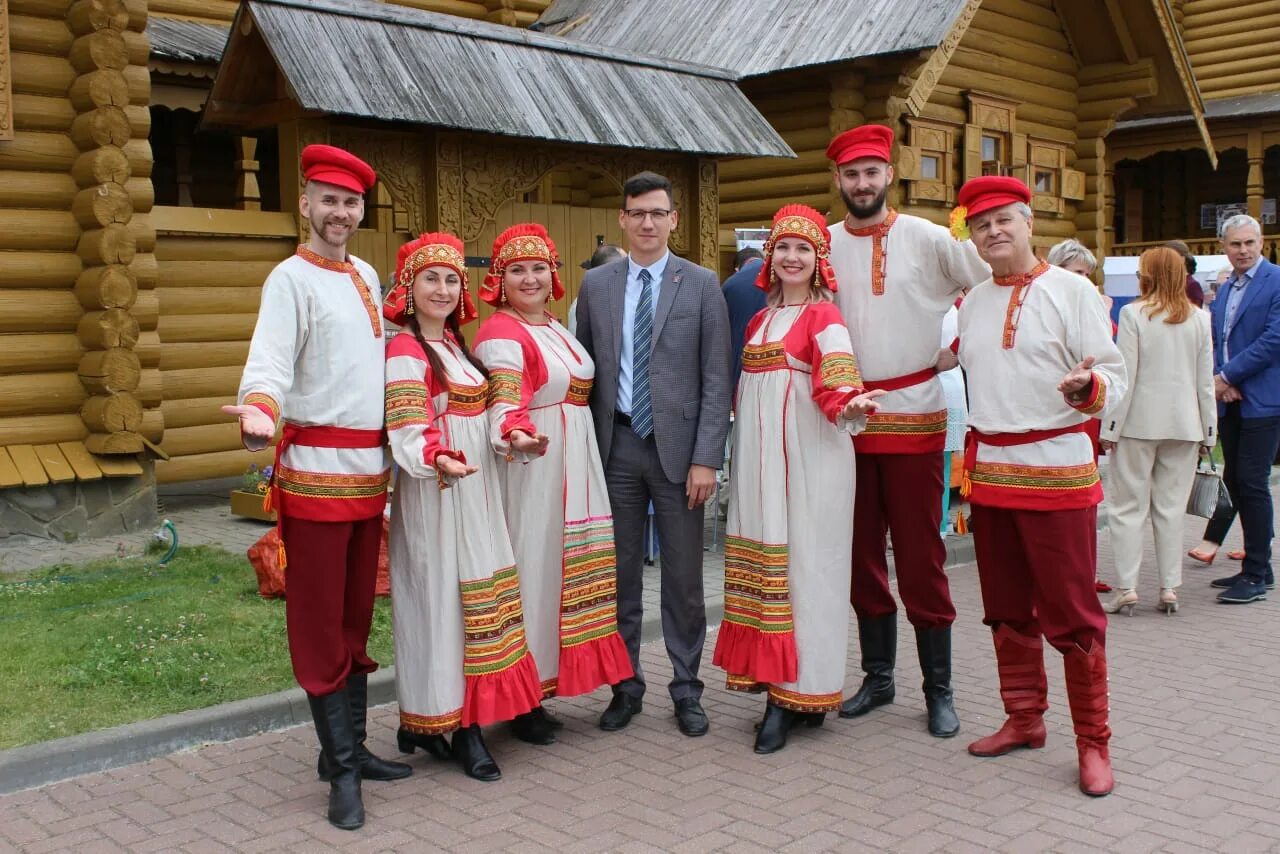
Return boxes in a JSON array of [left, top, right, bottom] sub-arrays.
[[222, 144, 410, 830], [826, 124, 989, 738], [954, 176, 1125, 797]]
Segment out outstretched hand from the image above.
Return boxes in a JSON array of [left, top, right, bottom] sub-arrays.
[[842, 388, 887, 421], [1058, 357, 1096, 399], [221, 404, 274, 451], [437, 456, 477, 480], [509, 429, 551, 456]]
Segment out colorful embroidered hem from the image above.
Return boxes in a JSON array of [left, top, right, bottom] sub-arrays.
[[713, 536, 798, 685], [853, 410, 948, 455], [400, 708, 462, 736], [554, 516, 633, 696], [725, 673, 766, 693], [968, 462, 1102, 510], [274, 466, 389, 522], [461, 650, 543, 728], [772, 687, 842, 713], [461, 565, 530, 677]]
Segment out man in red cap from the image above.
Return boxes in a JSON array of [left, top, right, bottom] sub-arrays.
[[826, 124, 989, 738], [954, 175, 1125, 797], [222, 144, 410, 830]]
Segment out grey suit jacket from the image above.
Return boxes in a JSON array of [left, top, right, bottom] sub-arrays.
[[576, 253, 732, 483]]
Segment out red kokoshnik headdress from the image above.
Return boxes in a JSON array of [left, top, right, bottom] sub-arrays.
[[755, 204, 840, 293], [481, 223, 565, 306], [383, 232, 478, 326]]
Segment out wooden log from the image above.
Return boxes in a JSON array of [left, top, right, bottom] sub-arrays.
[[136, 367, 161, 406], [0, 170, 79, 208], [77, 307, 139, 349], [769, 107, 832, 134], [160, 422, 246, 458], [124, 65, 149, 107], [12, 93, 77, 132], [160, 340, 250, 371], [161, 365, 244, 400], [121, 30, 148, 66], [958, 25, 1077, 74], [126, 176, 153, 213], [0, 333, 82, 374], [156, 259, 281, 288], [720, 192, 833, 223], [948, 45, 1077, 93], [122, 0, 145, 31], [0, 414, 88, 446], [68, 69, 130, 112], [10, 0, 77, 17], [145, 0, 237, 21], [0, 371, 87, 416], [124, 104, 150, 139], [719, 172, 832, 204], [134, 330, 160, 368], [157, 312, 258, 343], [139, 406, 163, 442], [162, 395, 234, 430], [8, 14, 74, 55], [130, 253, 158, 289], [157, 448, 273, 485], [78, 347, 141, 394], [72, 145, 130, 186], [80, 391, 142, 432], [129, 212, 156, 252], [0, 290, 83, 333], [0, 210, 80, 252], [70, 105, 132, 150], [69, 29, 128, 74], [84, 431, 144, 454], [155, 236, 295, 263], [0, 130, 80, 172], [73, 181, 133, 228], [0, 252, 82, 289], [74, 263, 135, 309], [77, 222, 136, 265], [159, 286, 264, 316], [67, 0, 130, 35], [132, 289, 158, 329], [10, 51, 76, 97]]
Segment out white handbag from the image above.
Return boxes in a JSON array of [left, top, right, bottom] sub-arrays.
[[1186, 456, 1230, 519]]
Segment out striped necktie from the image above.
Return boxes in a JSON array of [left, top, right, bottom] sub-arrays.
[[631, 269, 654, 438]]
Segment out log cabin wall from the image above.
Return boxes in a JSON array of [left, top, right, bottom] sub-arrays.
[[1181, 0, 1280, 101]]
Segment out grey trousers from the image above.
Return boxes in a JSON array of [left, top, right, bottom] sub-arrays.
[[605, 423, 706, 703]]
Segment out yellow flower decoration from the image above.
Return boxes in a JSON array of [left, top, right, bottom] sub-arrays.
[[949, 206, 970, 241]]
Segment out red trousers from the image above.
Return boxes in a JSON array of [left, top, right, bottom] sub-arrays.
[[851, 452, 956, 628], [970, 504, 1106, 653], [280, 513, 382, 696]]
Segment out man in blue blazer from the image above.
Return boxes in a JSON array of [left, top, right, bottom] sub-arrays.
[[1209, 214, 1280, 604], [721, 247, 766, 393]]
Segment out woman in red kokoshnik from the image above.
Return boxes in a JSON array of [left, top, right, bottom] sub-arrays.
[[712, 205, 884, 754], [472, 224, 633, 745], [383, 233, 544, 782]]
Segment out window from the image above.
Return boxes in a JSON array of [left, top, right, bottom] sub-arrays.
[[902, 118, 957, 206], [1034, 169, 1055, 194], [981, 136, 1001, 162], [921, 155, 940, 180]]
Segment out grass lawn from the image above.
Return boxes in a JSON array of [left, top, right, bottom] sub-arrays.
[[0, 545, 394, 750]]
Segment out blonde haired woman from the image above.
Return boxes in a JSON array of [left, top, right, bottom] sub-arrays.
[[1100, 246, 1216, 614]]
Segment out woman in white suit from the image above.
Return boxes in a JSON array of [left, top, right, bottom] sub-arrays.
[[1099, 246, 1217, 615]]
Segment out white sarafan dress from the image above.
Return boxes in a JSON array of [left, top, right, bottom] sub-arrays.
[[385, 330, 542, 735], [473, 311, 632, 699], [713, 301, 867, 712]]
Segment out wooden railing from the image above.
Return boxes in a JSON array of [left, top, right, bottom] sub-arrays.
[[1112, 234, 1280, 263]]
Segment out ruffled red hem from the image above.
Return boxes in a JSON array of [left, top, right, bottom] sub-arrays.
[[461, 652, 543, 727], [555, 632, 634, 697], [712, 621, 797, 685]]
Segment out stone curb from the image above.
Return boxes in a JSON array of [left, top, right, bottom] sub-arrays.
[[0, 538, 976, 795]]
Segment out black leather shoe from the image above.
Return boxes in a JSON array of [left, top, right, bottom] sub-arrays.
[[599, 693, 642, 731], [512, 708, 557, 745], [915, 627, 960, 738], [537, 706, 565, 730], [1213, 572, 1275, 590], [839, 614, 897, 718], [317, 674, 413, 781], [674, 697, 709, 737], [753, 702, 795, 754], [452, 725, 501, 782], [396, 727, 453, 760]]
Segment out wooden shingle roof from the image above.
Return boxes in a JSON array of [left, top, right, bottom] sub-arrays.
[[147, 17, 231, 63], [535, 0, 972, 79], [207, 0, 793, 158]]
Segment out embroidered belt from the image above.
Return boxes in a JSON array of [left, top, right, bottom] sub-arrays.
[[863, 367, 936, 393], [961, 421, 1090, 497], [267, 423, 385, 509]]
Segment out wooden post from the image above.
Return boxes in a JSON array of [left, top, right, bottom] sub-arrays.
[[1247, 129, 1265, 221], [174, 112, 192, 207], [1, 0, 13, 141], [234, 135, 261, 211]]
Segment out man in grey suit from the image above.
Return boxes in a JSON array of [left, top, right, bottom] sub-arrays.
[[576, 171, 732, 736]]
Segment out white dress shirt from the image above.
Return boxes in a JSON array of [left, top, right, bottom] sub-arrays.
[[617, 251, 669, 415]]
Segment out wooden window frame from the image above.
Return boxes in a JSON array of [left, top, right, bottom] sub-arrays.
[[898, 117, 957, 206]]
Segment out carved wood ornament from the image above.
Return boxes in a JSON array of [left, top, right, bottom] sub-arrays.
[[0, 0, 12, 142]]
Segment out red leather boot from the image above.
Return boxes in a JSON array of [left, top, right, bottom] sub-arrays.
[[1064, 641, 1114, 797], [968, 625, 1048, 757]]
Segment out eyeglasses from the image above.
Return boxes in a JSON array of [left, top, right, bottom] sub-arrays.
[[623, 209, 672, 223]]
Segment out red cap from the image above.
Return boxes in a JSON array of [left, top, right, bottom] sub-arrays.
[[482, 223, 565, 306], [826, 125, 894, 166], [956, 176, 1032, 220], [383, 232, 478, 327], [301, 144, 376, 195]]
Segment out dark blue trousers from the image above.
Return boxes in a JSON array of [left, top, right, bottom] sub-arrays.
[[1219, 404, 1280, 584]]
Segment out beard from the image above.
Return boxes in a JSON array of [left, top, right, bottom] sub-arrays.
[[310, 214, 353, 249], [841, 185, 888, 220]]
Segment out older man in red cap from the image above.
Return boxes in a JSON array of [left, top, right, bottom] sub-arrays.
[[826, 124, 989, 738], [954, 175, 1125, 797], [222, 144, 409, 830]]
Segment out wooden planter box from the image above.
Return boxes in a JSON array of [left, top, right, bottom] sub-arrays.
[[230, 489, 276, 523]]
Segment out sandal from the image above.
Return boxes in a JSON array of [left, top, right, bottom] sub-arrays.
[[1187, 548, 1217, 565]]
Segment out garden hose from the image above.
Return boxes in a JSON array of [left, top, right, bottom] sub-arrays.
[[153, 519, 179, 564]]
